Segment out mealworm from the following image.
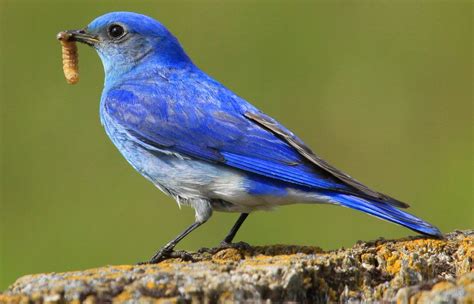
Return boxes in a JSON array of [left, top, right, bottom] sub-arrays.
[[57, 32, 79, 84]]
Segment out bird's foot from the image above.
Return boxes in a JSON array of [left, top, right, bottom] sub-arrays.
[[138, 248, 194, 265]]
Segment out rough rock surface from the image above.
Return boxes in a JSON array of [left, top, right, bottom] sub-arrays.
[[1, 230, 472, 303]]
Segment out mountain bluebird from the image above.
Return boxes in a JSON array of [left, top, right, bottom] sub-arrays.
[[60, 12, 441, 263]]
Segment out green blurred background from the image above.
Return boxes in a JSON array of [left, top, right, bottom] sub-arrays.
[[0, 0, 472, 290]]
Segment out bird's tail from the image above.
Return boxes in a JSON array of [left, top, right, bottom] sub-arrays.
[[324, 192, 442, 237]]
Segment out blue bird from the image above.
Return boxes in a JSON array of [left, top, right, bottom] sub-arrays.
[[61, 12, 441, 263]]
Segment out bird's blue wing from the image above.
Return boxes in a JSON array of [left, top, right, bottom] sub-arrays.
[[103, 81, 406, 206]]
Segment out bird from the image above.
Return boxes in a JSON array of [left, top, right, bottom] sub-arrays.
[[61, 12, 441, 263]]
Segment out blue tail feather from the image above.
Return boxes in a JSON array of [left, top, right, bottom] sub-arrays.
[[326, 192, 442, 237]]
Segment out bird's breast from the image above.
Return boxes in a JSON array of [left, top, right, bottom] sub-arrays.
[[99, 107, 254, 205]]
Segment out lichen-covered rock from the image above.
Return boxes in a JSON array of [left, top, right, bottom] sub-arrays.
[[1, 230, 472, 303]]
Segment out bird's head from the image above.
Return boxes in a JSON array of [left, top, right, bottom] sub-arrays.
[[63, 12, 192, 78]]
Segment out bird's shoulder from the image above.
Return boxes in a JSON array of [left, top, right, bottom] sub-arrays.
[[104, 68, 250, 121]]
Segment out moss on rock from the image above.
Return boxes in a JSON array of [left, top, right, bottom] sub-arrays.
[[1, 230, 472, 303]]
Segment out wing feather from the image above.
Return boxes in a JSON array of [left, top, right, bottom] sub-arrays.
[[103, 82, 409, 208]]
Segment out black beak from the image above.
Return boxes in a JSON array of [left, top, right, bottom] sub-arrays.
[[57, 29, 99, 46]]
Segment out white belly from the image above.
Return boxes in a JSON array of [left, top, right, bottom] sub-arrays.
[[100, 110, 332, 214]]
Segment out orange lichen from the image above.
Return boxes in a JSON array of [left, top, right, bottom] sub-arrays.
[[147, 281, 156, 290], [82, 295, 97, 304], [212, 248, 242, 262], [431, 281, 456, 292], [113, 290, 132, 302], [401, 238, 445, 251], [374, 236, 459, 276], [240, 254, 296, 268], [0, 294, 29, 304], [158, 298, 179, 304], [218, 290, 234, 302], [386, 254, 402, 275]]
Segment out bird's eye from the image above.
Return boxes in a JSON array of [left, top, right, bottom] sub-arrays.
[[107, 24, 126, 39]]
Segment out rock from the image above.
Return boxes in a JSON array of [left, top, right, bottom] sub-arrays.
[[1, 230, 472, 303]]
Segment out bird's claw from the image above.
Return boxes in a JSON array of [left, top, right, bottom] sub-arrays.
[[138, 242, 253, 265], [138, 248, 194, 265], [219, 241, 232, 248], [148, 247, 172, 264]]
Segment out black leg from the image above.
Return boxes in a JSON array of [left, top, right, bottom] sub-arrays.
[[221, 213, 249, 245], [148, 220, 205, 264]]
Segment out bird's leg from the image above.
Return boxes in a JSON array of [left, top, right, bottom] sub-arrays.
[[220, 213, 249, 246], [144, 199, 212, 264], [147, 220, 205, 264]]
